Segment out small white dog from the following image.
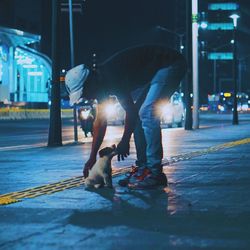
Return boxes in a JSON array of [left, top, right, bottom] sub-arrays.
[[85, 145, 117, 188]]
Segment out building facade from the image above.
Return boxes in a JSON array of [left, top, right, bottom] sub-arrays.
[[0, 27, 51, 106]]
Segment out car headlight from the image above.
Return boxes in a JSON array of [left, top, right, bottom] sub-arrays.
[[218, 105, 225, 112], [159, 104, 172, 118], [104, 103, 117, 118], [81, 110, 90, 119]]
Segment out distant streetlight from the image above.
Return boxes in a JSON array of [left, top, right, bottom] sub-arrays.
[[230, 14, 240, 27], [230, 13, 240, 125], [200, 21, 208, 29], [155, 25, 185, 53]]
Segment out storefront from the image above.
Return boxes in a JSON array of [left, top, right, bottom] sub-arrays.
[[0, 26, 51, 106]]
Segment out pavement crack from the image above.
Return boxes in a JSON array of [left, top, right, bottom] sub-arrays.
[[78, 233, 96, 242], [0, 225, 59, 248]]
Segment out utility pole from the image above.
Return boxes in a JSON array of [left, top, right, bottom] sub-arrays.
[[184, 0, 193, 130], [192, 0, 199, 129], [48, 0, 62, 146], [213, 59, 217, 93]]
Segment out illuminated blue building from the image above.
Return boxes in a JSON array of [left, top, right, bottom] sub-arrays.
[[0, 26, 51, 105]]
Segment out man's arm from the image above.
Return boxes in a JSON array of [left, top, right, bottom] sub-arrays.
[[117, 94, 139, 161], [83, 103, 107, 177]]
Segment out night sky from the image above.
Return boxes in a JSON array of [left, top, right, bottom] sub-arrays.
[[0, 0, 250, 101]]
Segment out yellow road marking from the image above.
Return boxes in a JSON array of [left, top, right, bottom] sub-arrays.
[[1, 137, 250, 206]]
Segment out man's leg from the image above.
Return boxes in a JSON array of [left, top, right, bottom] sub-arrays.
[[133, 119, 147, 168], [118, 86, 149, 187], [132, 85, 150, 168], [128, 60, 186, 188]]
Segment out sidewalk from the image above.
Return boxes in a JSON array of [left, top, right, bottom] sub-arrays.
[[0, 120, 250, 249]]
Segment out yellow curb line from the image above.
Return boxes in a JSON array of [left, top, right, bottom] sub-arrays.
[[1, 137, 250, 206]]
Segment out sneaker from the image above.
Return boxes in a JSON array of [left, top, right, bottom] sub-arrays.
[[118, 166, 141, 187], [128, 168, 168, 189]]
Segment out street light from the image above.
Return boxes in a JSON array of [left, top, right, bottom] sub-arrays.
[[230, 13, 240, 125], [200, 21, 208, 30], [155, 25, 185, 53]]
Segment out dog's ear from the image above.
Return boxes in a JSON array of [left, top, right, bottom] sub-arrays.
[[99, 148, 107, 158]]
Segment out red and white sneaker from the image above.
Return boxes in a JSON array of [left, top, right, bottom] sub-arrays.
[[128, 168, 168, 189], [118, 166, 144, 187]]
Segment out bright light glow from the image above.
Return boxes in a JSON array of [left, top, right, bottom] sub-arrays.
[[209, 3, 239, 11], [28, 71, 43, 76], [17, 58, 34, 65], [231, 39, 235, 44], [157, 102, 172, 121], [242, 104, 248, 111], [207, 23, 234, 30], [104, 103, 117, 117], [200, 21, 208, 29], [80, 109, 90, 120], [22, 64, 38, 69], [208, 52, 233, 60], [229, 14, 240, 27], [159, 103, 170, 115], [218, 105, 225, 111], [180, 45, 184, 50], [62, 69, 66, 73], [224, 93, 231, 97], [16, 30, 24, 36]]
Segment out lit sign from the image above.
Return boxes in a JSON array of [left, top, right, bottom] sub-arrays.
[[0, 45, 8, 62], [207, 23, 234, 30], [17, 58, 34, 65], [208, 52, 233, 60], [23, 64, 38, 68], [28, 71, 43, 76], [208, 3, 239, 11]]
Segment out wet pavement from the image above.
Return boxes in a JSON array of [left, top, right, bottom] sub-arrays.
[[0, 114, 250, 249]]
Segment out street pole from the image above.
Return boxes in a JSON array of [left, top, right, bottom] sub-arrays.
[[68, 0, 78, 142], [232, 25, 239, 125], [230, 14, 240, 125], [192, 0, 199, 129], [184, 0, 193, 130], [48, 0, 62, 146], [213, 58, 217, 93]]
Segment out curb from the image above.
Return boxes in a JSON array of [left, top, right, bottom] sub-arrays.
[[0, 108, 73, 120]]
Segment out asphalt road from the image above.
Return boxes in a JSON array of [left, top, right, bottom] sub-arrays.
[[1, 113, 250, 148]]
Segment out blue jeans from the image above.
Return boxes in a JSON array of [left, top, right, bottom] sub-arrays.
[[132, 59, 187, 175]]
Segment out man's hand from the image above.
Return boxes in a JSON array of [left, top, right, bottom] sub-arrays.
[[83, 157, 96, 178], [116, 139, 130, 161]]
